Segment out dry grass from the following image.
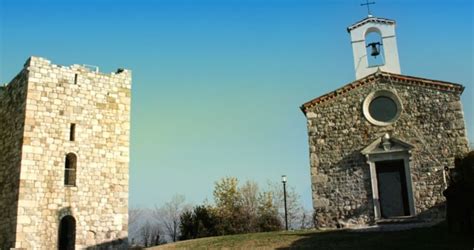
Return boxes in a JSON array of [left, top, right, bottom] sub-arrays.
[[147, 222, 473, 250]]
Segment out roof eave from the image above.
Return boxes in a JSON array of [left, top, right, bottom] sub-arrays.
[[300, 71, 464, 114], [347, 16, 396, 33]]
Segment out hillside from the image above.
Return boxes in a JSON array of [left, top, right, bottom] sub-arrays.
[[148, 222, 473, 249]]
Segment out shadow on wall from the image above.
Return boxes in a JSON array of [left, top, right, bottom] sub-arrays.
[[313, 150, 374, 228], [84, 238, 128, 250]]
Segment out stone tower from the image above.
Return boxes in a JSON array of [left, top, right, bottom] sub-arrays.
[[348, 17, 401, 80], [0, 56, 132, 249]]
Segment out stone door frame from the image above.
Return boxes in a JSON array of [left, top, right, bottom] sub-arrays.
[[361, 134, 416, 220], [365, 152, 416, 219]]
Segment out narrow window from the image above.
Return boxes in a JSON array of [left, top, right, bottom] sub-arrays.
[[70, 123, 76, 141], [65, 153, 77, 186], [74, 74, 78, 84]]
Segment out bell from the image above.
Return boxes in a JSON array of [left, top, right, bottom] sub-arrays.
[[367, 42, 381, 57], [370, 44, 379, 57]]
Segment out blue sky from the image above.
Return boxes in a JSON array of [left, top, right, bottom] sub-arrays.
[[1, 0, 472, 209]]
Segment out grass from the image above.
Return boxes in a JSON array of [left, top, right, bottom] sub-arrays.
[[149, 222, 473, 250]]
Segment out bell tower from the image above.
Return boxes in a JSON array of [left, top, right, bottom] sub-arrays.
[[347, 16, 401, 80]]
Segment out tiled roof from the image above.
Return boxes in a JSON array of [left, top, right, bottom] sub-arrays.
[[300, 71, 465, 114], [347, 17, 396, 32]]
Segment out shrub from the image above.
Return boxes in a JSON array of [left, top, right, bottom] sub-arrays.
[[179, 205, 219, 240], [444, 151, 474, 233]]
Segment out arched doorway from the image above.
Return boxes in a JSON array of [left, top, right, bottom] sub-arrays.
[[58, 215, 76, 250]]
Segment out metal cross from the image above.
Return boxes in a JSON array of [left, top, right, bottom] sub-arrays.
[[361, 0, 376, 16]]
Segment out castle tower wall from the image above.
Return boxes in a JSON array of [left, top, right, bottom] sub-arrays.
[[0, 69, 29, 249], [1, 56, 132, 249]]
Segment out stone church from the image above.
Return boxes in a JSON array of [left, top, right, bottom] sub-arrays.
[[301, 16, 470, 227], [0, 57, 131, 249]]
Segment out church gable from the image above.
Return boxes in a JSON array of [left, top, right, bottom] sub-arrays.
[[300, 71, 464, 115]]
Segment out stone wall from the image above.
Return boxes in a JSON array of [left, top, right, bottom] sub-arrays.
[[1, 56, 132, 249], [0, 69, 29, 249], [304, 73, 470, 228]]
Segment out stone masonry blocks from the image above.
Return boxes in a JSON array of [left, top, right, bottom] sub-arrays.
[[0, 56, 132, 249], [304, 75, 469, 228]]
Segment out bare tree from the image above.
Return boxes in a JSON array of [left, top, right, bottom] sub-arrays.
[[140, 221, 162, 247], [153, 194, 190, 242], [140, 221, 152, 247], [240, 180, 259, 217], [128, 207, 144, 244], [129, 207, 143, 226], [298, 208, 314, 229], [266, 181, 304, 230]]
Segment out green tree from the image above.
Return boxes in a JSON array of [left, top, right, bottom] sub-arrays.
[[213, 177, 242, 212], [179, 210, 194, 240], [180, 177, 303, 239], [213, 177, 249, 234], [179, 205, 219, 240], [256, 191, 282, 232]]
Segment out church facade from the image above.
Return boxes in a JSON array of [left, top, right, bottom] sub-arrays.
[[301, 17, 470, 227], [0, 57, 131, 249]]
